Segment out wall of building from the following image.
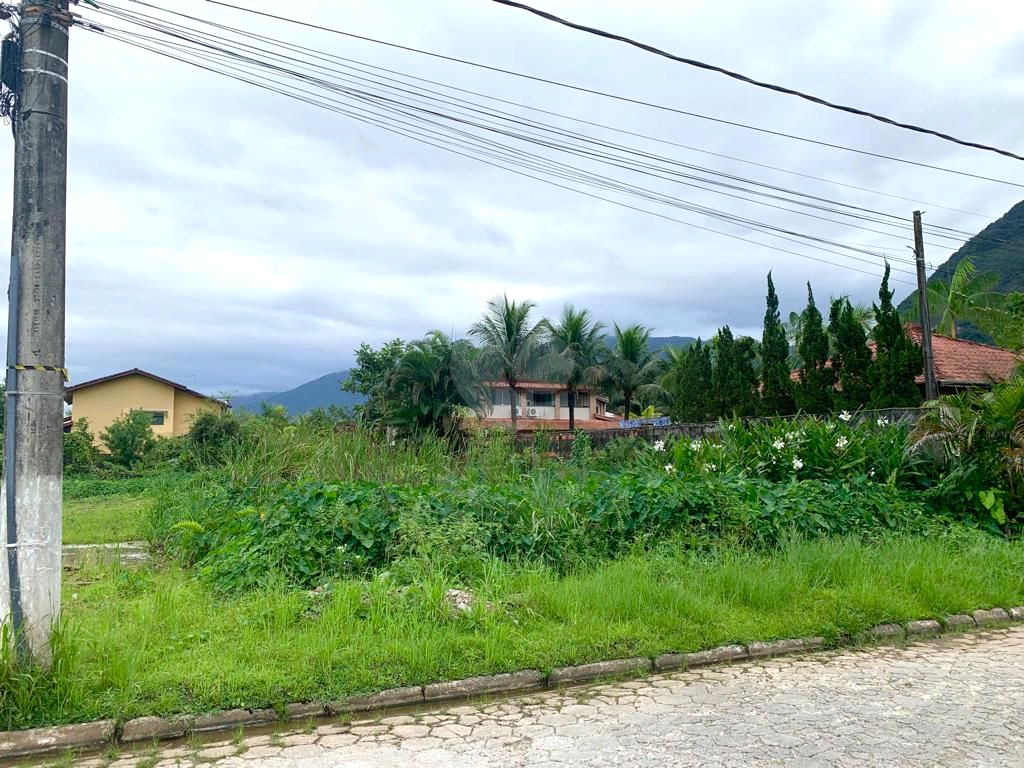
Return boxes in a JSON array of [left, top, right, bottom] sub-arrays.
[[72, 375, 176, 445], [173, 389, 224, 435], [487, 385, 596, 423]]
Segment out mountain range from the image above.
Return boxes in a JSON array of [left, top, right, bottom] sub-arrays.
[[232, 336, 698, 416]]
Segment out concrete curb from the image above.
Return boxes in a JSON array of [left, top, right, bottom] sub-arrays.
[[4, 606, 1023, 759]]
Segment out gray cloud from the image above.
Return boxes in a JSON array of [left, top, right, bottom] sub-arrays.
[[1, 0, 1021, 396]]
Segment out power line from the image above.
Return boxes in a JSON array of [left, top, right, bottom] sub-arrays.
[[491, 0, 1024, 163], [90, 3, 996, 221], [194, 0, 1024, 189], [82, 21, 917, 284], [87, 3, 962, 259], [95, 3, 1024, 278]]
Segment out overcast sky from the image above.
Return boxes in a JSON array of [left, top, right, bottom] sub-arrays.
[[1, 0, 1021, 396]]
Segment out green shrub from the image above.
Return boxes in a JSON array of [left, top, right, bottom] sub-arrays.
[[63, 419, 98, 474], [100, 410, 156, 468], [187, 409, 242, 457]]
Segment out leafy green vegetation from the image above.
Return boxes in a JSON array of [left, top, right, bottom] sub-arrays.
[[2, 394, 1021, 730], [143, 414, 1019, 595], [63, 496, 148, 545], [0, 533, 1020, 730]]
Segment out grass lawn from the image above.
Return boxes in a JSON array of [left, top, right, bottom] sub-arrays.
[[62, 495, 148, 545], [6, 533, 1022, 730]]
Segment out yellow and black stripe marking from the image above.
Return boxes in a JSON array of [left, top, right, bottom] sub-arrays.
[[9, 365, 69, 381]]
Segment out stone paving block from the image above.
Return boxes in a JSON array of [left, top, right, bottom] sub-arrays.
[[747, 637, 825, 659], [944, 614, 976, 631], [973, 608, 1011, 625], [549, 657, 652, 686], [424, 670, 545, 702], [196, 744, 237, 760], [0, 720, 116, 758], [906, 619, 942, 636], [867, 623, 905, 640], [1009, 606, 1024, 621], [190, 708, 277, 734], [332, 686, 424, 713], [684, 645, 748, 668]]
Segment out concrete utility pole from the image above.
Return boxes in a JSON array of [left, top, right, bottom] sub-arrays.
[[913, 211, 938, 402], [1, 0, 70, 665]]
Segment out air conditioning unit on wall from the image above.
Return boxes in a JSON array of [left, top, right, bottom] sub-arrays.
[[528, 407, 538, 417]]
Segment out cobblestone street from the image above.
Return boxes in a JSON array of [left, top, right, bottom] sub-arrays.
[[73, 627, 1024, 768]]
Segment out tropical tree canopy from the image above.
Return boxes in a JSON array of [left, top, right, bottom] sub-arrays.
[[548, 305, 606, 431], [604, 324, 663, 420], [380, 332, 486, 439], [469, 294, 548, 432], [906, 256, 1005, 339]]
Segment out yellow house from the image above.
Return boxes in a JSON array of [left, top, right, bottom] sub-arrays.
[[64, 368, 229, 444]]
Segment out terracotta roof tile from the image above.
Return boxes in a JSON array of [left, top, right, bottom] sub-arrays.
[[790, 327, 1021, 388], [905, 326, 1021, 386]]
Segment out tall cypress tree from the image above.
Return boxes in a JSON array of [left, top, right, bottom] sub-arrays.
[[795, 283, 834, 413], [662, 340, 713, 422], [712, 326, 759, 418], [760, 272, 796, 416], [828, 297, 872, 410], [870, 264, 924, 407]]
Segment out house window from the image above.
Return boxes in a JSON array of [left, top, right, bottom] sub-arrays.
[[559, 392, 591, 408], [528, 391, 554, 407], [145, 411, 167, 426], [491, 388, 512, 406]]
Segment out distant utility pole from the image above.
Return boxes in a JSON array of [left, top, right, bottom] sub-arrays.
[[1, 0, 71, 665], [913, 211, 938, 402]]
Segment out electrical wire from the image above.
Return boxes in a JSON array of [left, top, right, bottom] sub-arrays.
[[92, 1, 1000, 221], [491, 0, 1024, 162], [194, 0, 1024, 190], [86, 3, 959, 262], [82, 3, 1021, 282], [84, 22, 919, 284]]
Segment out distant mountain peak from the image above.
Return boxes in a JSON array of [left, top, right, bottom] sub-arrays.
[[898, 199, 1024, 320]]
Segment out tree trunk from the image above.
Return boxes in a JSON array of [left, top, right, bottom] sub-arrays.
[[624, 391, 632, 421], [568, 387, 576, 431], [509, 380, 518, 434]]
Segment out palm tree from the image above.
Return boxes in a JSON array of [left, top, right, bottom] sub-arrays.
[[547, 305, 605, 431], [469, 294, 547, 433], [908, 256, 1004, 339], [383, 332, 486, 439], [911, 371, 1024, 519], [604, 324, 663, 420]]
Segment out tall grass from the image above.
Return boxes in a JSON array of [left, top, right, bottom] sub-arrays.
[[2, 534, 1022, 729], [219, 421, 457, 486]]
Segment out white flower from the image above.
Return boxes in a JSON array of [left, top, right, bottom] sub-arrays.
[[690, 439, 702, 451], [868, 469, 876, 478], [726, 424, 736, 431], [703, 463, 717, 472], [785, 431, 799, 441], [772, 439, 785, 451], [877, 417, 890, 427], [826, 422, 836, 431], [653, 440, 666, 452], [792, 458, 804, 470], [839, 411, 853, 422], [664, 464, 676, 473], [836, 436, 849, 451]]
